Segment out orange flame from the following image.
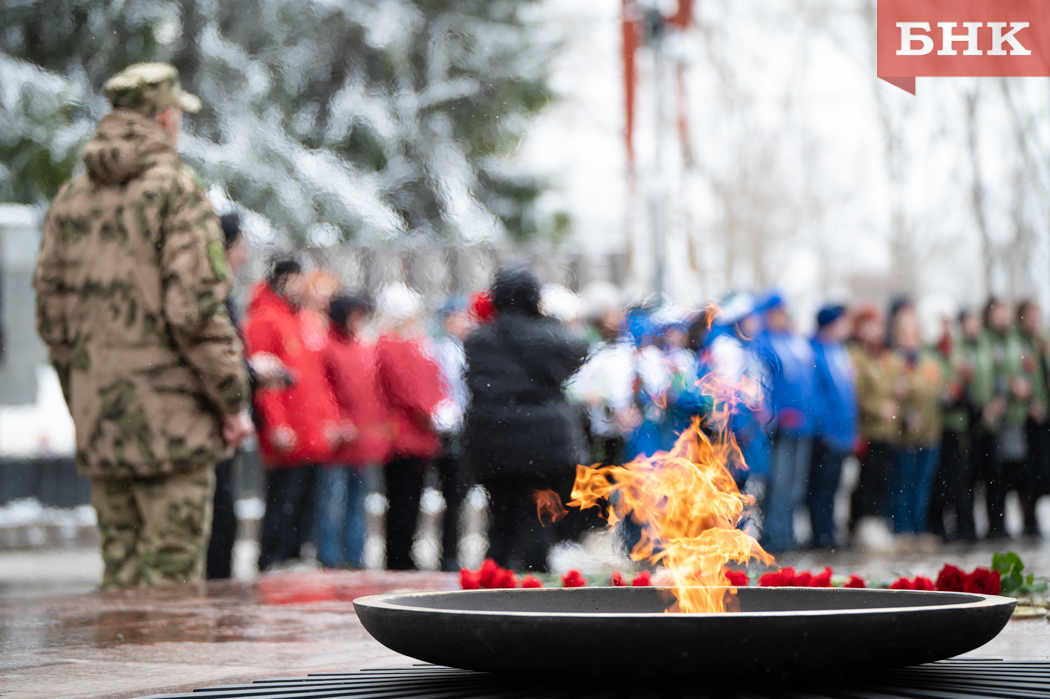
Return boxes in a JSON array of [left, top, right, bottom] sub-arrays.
[[568, 374, 773, 613], [533, 488, 568, 527]]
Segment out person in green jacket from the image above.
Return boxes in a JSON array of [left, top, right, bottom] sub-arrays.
[[928, 310, 979, 541], [971, 298, 1036, 539], [1017, 300, 1049, 537]]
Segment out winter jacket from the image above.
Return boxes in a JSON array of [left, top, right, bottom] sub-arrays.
[[941, 338, 977, 436], [755, 329, 816, 438], [322, 329, 392, 467], [704, 329, 773, 479], [376, 332, 445, 460], [463, 312, 589, 481], [33, 109, 248, 479], [566, 338, 635, 439], [624, 346, 711, 461], [432, 334, 469, 434], [810, 336, 858, 453], [971, 328, 1031, 431], [850, 344, 903, 445], [243, 282, 337, 468], [897, 349, 944, 447], [1018, 329, 1049, 417]]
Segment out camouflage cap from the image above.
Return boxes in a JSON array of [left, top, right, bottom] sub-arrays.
[[104, 63, 202, 116]]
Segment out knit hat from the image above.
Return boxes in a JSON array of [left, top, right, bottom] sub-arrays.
[[817, 304, 847, 328], [756, 289, 786, 313], [715, 292, 756, 326], [377, 283, 424, 324]]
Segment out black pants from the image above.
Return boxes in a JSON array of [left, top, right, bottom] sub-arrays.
[[484, 470, 576, 573], [971, 431, 1013, 538], [385, 456, 425, 570], [1022, 420, 1049, 534], [983, 421, 1047, 537], [807, 439, 844, 549], [928, 431, 976, 540], [206, 458, 238, 579], [258, 464, 317, 572], [850, 441, 894, 529], [435, 444, 471, 571], [988, 460, 1028, 539]]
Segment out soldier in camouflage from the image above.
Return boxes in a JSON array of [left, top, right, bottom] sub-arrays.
[[33, 63, 252, 588]]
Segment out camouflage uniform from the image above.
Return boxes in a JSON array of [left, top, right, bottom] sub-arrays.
[[33, 64, 248, 588]]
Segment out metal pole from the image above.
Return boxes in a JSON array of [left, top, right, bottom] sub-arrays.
[[650, 19, 668, 296]]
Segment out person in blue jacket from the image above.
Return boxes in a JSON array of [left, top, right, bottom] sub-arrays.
[[702, 293, 772, 487], [624, 313, 713, 461], [620, 309, 712, 553], [807, 304, 858, 549], [754, 291, 817, 552]]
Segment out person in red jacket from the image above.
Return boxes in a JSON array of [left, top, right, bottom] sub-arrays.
[[375, 283, 448, 570], [315, 294, 392, 569], [243, 255, 339, 572]]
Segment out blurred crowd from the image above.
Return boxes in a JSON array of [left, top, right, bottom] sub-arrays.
[[43, 62, 1049, 589], [218, 219, 1050, 575]]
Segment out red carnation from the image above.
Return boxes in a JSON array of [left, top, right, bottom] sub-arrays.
[[478, 558, 501, 588], [521, 575, 543, 589], [632, 570, 653, 587], [889, 576, 915, 590], [935, 564, 966, 592], [793, 571, 813, 588], [460, 567, 481, 590], [491, 569, 518, 589], [759, 568, 786, 587], [611, 571, 626, 587], [809, 567, 833, 588], [723, 569, 750, 587], [963, 568, 1001, 596], [912, 576, 935, 591], [844, 574, 866, 589], [562, 569, 586, 588]]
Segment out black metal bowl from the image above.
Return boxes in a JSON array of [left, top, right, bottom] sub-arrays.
[[354, 586, 1015, 680]]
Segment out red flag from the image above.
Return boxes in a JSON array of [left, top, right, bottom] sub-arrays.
[[622, 0, 639, 170]]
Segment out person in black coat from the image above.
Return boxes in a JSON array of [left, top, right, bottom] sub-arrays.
[[206, 213, 250, 579], [463, 266, 589, 572]]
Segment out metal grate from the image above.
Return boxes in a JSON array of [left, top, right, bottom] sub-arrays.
[[134, 660, 1050, 699]]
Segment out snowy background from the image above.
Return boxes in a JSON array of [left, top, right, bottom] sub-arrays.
[[4, 0, 1050, 453]]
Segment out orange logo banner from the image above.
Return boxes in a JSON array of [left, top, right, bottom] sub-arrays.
[[877, 0, 1050, 94]]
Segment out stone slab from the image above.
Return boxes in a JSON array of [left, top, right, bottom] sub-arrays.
[[0, 569, 1047, 699], [0, 571, 456, 699]]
